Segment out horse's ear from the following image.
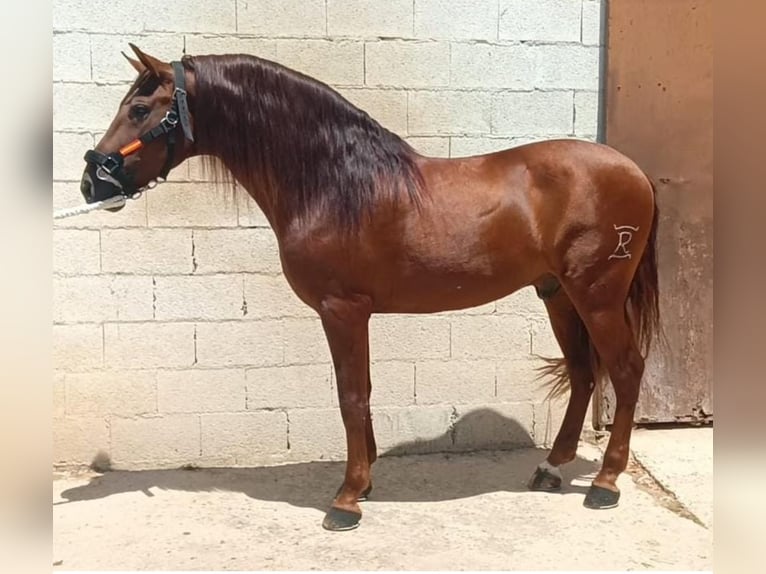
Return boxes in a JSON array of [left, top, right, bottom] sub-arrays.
[[122, 51, 145, 74], [128, 43, 168, 78]]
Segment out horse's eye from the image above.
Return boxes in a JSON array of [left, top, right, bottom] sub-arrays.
[[130, 105, 150, 121]]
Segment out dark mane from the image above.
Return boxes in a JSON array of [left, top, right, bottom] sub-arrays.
[[182, 54, 423, 228]]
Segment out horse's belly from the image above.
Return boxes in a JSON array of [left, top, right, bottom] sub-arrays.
[[372, 259, 542, 314]]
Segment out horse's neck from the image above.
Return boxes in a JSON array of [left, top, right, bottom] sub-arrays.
[[190, 112, 282, 233]]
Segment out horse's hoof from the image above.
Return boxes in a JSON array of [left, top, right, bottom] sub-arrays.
[[527, 466, 562, 492], [583, 484, 620, 509], [335, 482, 373, 502], [322, 507, 362, 531]]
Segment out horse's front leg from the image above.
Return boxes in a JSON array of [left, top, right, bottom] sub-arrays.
[[319, 293, 374, 531]]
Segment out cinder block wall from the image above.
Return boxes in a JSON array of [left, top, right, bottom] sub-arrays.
[[53, 0, 604, 469]]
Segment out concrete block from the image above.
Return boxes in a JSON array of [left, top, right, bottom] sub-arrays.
[[53, 33, 91, 82], [287, 408, 346, 461], [243, 274, 315, 319], [330, 361, 415, 407], [53, 82, 129, 132], [54, 0, 145, 33], [247, 364, 332, 409], [53, 229, 100, 276], [157, 369, 247, 413], [405, 137, 450, 157], [365, 41, 449, 88], [372, 405, 456, 454], [283, 318, 332, 365], [201, 411, 288, 465], [452, 403, 535, 449], [101, 229, 192, 274], [369, 315, 451, 361], [337, 88, 408, 135], [193, 229, 281, 274], [90, 34, 184, 83], [532, 44, 601, 90], [496, 358, 548, 403], [53, 275, 154, 323], [414, 0, 498, 41], [53, 324, 103, 371], [445, 301, 497, 315], [492, 91, 574, 136], [495, 286, 548, 316], [195, 320, 283, 368], [104, 322, 195, 369], [530, 316, 561, 357], [53, 182, 148, 230], [53, 131, 93, 182], [185, 156, 219, 183], [370, 362, 416, 407], [275, 40, 365, 86], [499, 0, 581, 42], [574, 91, 600, 137], [450, 42, 536, 90], [237, 0, 326, 37], [53, 416, 110, 466], [408, 90, 491, 136], [154, 275, 245, 321], [164, 157, 190, 183], [65, 370, 157, 416], [415, 360, 495, 405], [184, 36, 277, 59], [54, 0, 236, 33], [147, 183, 238, 227], [53, 373, 66, 418], [450, 136, 527, 158], [451, 315, 530, 359], [327, 0, 413, 38], [582, 0, 605, 46], [147, 1, 238, 33], [236, 190, 272, 228], [110, 414, 200, 467]]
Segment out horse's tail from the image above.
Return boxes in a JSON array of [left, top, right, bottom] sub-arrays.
[[540, 178, 660, 400], [627, 179, 662, 357]]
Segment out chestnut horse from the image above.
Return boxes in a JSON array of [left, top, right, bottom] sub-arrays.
[[79, 45, 660, 531]]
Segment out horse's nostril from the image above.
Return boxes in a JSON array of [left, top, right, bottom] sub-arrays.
[[80, 174, 93, 199]]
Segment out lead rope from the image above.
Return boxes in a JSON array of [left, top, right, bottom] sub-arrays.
[[53, 186, 158, 219], [53, 195, 128, 219], [53, 175, 169, 219]]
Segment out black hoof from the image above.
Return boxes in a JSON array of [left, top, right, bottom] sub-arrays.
[[322, 507, 362, 531], [527, 466, 562, 492], [583, 484, 620, 509], [335, 482, 373, 502]]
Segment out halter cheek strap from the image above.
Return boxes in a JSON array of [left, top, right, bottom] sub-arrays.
[[83, 60, 194, 195]]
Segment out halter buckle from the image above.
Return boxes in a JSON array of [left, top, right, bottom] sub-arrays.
[[164, 109, 179, 127], [101, 154, 122, 174]]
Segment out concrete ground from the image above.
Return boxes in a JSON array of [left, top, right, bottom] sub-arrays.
[[630, 427, 713, 529], [53, 432, 712, 571]]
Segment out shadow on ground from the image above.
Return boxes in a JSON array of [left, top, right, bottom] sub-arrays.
[[56, 409, 601, 512]]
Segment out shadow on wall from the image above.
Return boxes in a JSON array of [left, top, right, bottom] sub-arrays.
[[380, 406, 536, 457], [57, 409, 599, 512]]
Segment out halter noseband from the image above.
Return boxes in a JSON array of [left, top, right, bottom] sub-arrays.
[[83, 61, 194, 198]]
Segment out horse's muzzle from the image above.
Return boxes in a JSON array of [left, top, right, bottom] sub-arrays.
[[80, 166, 125, 211]]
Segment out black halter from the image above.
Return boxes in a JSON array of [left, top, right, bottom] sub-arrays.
[[83, 61, 194, 197]]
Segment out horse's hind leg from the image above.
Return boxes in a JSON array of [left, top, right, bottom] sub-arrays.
[[570, 303, 644, 509], [528, 286, 597, 491]]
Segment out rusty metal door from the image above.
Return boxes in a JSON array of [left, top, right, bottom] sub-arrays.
[[597, 0, 713, 425]]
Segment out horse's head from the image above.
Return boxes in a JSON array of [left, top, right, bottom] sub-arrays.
[[80, 44, 194, 209]]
